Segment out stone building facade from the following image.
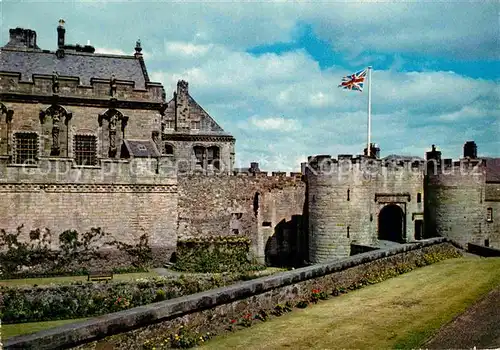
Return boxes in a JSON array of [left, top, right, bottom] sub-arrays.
[[0, 22, 498, 268], [306, 142, 500, 263]]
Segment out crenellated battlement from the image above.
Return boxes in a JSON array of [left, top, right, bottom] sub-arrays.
[[426, 157, 486, 177], [0, 71, 165, 103], [305, 154, 425, 178]]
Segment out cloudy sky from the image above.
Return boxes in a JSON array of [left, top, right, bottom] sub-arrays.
[[2, 1, 499, 171]]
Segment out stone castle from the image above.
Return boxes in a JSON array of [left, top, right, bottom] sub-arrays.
[[0, 22, 498, 267]]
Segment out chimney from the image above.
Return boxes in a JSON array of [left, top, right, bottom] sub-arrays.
[[57, 19, 65, 48], [6, 28, 38, 49], [463, 141, 477, 159], [134, 39, 143, 58], [175, 80, 190, 129]]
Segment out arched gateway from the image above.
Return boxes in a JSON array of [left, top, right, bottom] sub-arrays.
[[378, 204, 405, 243]]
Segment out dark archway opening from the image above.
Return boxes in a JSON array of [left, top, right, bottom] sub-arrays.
[[378, 204, 405, 243], [414, 220, 423, 240]]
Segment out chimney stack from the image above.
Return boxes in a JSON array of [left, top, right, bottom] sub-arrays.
[[7, 28, 38, 49], [57, 19, 65, 48], [463, 141, 477, 159]]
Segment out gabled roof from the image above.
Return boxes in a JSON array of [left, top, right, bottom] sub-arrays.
[[0, 49, 148, 88], [188, 95, 225, 132]]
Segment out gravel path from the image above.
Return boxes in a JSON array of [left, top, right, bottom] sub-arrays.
[[425, 287, 500, 349]]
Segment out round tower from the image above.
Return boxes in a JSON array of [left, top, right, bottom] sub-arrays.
[[425, 145, 486, 246], [306, 155, 353, 263]]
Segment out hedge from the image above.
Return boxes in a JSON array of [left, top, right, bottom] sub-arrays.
[[174, 236, 261, 273]]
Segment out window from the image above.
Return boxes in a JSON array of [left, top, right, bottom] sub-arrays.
[[165, 120, 175, 130], [487, 207, 493, 222], [417, 193, 422, 203], [165, 144, 174, 156], [207, 146, 220, 170], [14, 132, 38, 164], [74, 135, 97, 166], [193, 146, 204, 168], [191, 121, 200, 130]]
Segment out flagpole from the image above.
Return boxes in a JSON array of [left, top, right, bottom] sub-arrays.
[[367, 66, 372, 157]]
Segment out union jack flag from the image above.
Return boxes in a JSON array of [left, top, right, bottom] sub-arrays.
[[338, 68, 368, 92]]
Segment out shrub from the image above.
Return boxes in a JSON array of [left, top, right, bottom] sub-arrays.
[[239, 313, 253, 327], [296, 300, 309, 308], [255, 309, 269, 322], [168, 326, 212, 349], [1, 270, 276, 324], [174, 236, 257, 273], [310, 288, 329, 303], [271, 303, 292, 316]]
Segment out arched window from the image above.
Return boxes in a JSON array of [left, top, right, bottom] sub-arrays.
[[193, 146, 205, 168], [165, 144, 174, 156], [207, 146, 220, 170]]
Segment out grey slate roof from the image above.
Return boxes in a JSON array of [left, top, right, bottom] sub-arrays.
[[0, 49, 147, 88], [122, 140, 160, 158]]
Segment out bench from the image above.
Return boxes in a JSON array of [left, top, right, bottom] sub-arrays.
[[88, 271, 113, 282]]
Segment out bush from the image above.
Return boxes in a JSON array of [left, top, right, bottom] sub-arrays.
[[0, 270, 278, 324], [174, 236, 259, 273], [168, 326, 213, 349]]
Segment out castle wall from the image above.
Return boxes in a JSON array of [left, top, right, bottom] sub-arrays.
[[484, 183, 500, 247], [425, 162, 487, 247], [307, 156, 424, 263], [1, 72, 164, 102], [177, 174, 305, 264], [0, 157, 178, 266], [3, 102, 162, 160], [161, 139, 235, 175]]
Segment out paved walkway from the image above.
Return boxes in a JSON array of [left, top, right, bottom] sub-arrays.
[[425, 287, 500, 349]]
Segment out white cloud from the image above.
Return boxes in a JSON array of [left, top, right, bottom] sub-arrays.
[[94, 47, 127, 55], [148, 44, 498, 170], [164, 42, 213, 57], [249, 116, 300, 132], [8, 2, 495, 60]]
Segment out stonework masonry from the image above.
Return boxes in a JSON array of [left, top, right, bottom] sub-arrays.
[[177, 173, 306, 265], [0, 24, 499, 269], [307, 155, 424, 263]]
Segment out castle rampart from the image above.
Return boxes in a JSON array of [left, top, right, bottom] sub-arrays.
[[0, 71, 165, 104], [306, 154, 425, 263], [425, 157, 489, 247]]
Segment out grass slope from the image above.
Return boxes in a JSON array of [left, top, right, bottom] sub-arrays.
[[2, 318, 88, 340], [203, 257, 500, 350]]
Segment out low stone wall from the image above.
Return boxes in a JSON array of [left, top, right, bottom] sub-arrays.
[[4, 238, 461, 350], [350, 243, 380, 256], [467, 243, 500, 257]]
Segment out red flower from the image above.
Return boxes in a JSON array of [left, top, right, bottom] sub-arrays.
[[230, 319, 237, 324], [312, 289, 320, 294]]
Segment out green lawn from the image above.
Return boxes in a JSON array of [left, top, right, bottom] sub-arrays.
[[2, 318, 88, 339], [0, 271, 158, 287], [203, 257, 500, 350]]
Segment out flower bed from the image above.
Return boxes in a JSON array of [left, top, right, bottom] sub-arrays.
[[0, 270, 279, 324]]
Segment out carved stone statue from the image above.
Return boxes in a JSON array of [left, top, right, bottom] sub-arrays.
[[108, 113, 117, 157], [52, 71, 59, 94], [110, 75, 117, 97], [51, 110, 61, 155]]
